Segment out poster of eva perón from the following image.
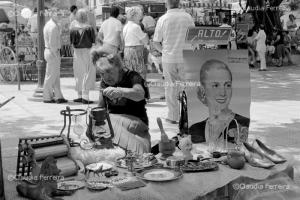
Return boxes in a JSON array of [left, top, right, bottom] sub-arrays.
[[182, 50, 250, 144]]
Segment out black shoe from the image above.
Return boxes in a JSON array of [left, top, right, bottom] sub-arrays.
[[43, 99, 55, 103], [56, 99, 68, 104], [82, 99, 94, 104], [73, 98, 83, 103]]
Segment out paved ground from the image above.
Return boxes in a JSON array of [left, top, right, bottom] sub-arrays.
[[1, 65, 300, 187]]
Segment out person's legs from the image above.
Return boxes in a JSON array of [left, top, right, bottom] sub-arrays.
[[248, 47, 255, 66], [284, 47, 293, 64], [82, 48, 96, 102], [43, 49, 56, 101], [258, 50, 266, 70], [163, 62, 182, 122], [73, 48, 85, 100], [53, 54, 64, 100], [277, 44, 285, 66]]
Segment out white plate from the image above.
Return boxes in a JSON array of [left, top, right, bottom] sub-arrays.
[[57, 180, 85, 191], [86, 162, 113, 171]]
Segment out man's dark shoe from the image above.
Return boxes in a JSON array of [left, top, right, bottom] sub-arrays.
[[43, 99, 55, 103], [82, 99, 94, 104], [73, 98, 83, 103], [56, 99, 68, 104]]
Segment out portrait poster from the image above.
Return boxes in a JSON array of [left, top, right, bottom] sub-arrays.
[[182, 50, 250, 143]]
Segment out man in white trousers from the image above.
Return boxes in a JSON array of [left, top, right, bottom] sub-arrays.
[[153, 0, 194, 124], [43, 9, 68, 103], [255, 24, 267, 71]]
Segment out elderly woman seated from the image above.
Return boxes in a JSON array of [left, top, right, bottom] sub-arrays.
[[91, 47, 151, 155]]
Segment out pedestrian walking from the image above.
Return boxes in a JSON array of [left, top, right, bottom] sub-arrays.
[[254, 25, 267, 71], [98, 6, 123, 54], [70, 9, 96, 104], [153, 0, 195, 124], [43, 8, 68, 103], [123, 6, 149, 80]]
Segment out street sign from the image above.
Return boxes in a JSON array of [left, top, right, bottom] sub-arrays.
[[185, 27, 232, 45]]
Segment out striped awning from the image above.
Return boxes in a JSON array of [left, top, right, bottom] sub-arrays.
[[180, 2, 232, 9]]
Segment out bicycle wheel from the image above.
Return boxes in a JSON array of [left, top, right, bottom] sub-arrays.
[[0, 46, 18, 82]]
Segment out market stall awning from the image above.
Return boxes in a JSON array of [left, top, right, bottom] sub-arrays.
[[180, 1, 232, 10]]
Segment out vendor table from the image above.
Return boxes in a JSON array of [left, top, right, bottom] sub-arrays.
[[2, 144, 294, 200]]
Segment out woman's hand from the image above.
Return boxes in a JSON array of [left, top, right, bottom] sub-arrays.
[[103, 87, 123, 100]]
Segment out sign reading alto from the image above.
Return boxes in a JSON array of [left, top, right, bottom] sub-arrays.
[[185, 27, 232, 45]]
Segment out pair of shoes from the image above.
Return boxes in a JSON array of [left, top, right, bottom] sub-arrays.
[[160, 96, 165, 100], [73, 98, 83, 103], [82, 99, 94, 104], [258, 69, 267, 71], [43, 99, 55, 103], [164, 118, 178, 124], [243, 142, 275, 169], [252, 139, 286, 164], [56, 99, 68, 104]]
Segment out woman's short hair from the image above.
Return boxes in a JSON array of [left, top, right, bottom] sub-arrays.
[[76, 9, 88, 24], [126, 6, 143, 21], [91, 47, 123, 69], [200, 59, 232, 86]]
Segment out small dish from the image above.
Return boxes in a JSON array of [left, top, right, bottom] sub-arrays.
[[86, 180, 111, 191], [57, 180, 85, 191], [86, 162, 113, 172]]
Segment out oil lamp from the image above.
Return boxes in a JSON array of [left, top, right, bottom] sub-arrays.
[[86, 107, 114, 149]]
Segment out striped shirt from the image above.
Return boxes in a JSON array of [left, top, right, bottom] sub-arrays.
[[153, 9, 194, 63]]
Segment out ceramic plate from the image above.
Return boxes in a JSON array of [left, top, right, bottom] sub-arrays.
[[86, 162, 113, 171], [137, 168, 183, 182], [57, 180, 85, 191]]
